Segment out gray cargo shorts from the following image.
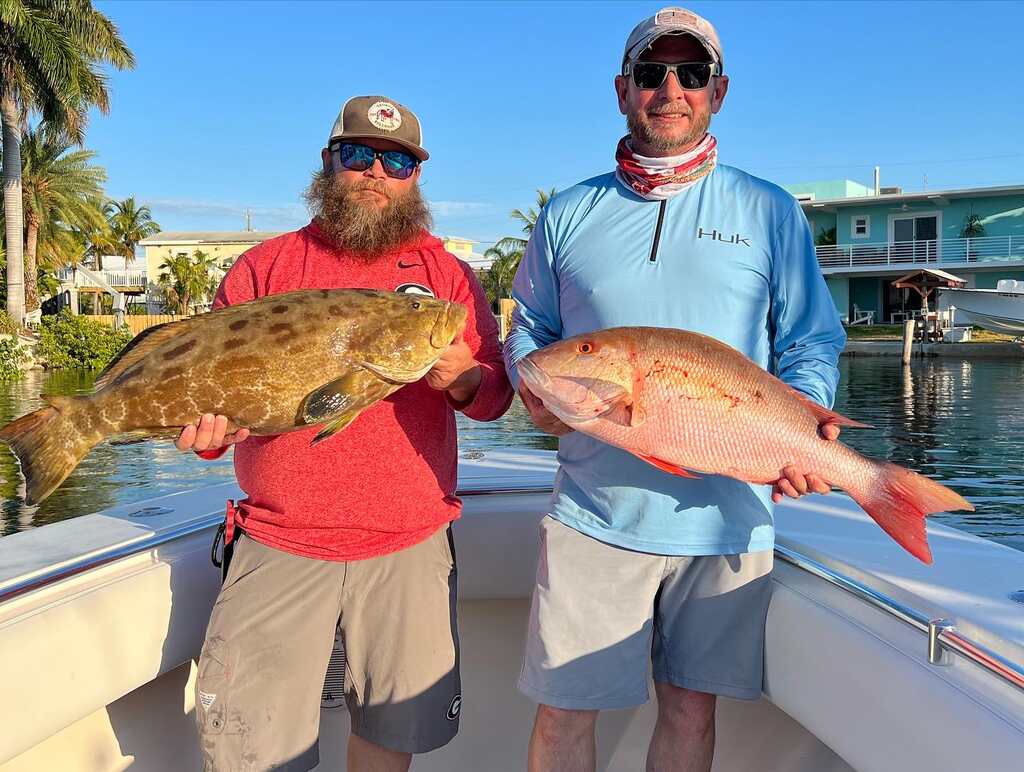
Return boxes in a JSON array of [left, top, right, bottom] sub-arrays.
[[519, 516, 773, 710], [195, 527, 460, 771]]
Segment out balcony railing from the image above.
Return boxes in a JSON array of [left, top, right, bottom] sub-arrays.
[[815, 235, 1024, 270], [57, 267, 148, 288]]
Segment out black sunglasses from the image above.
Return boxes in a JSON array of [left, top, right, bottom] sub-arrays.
[[627, 60, 718, 91], [330, 142, 420, 180]]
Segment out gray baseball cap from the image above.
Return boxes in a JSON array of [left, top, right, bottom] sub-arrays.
[[328, 95, 429, 161], [622, 7, 724, 74]]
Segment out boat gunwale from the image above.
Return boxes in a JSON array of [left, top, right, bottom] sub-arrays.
[[2, 486, 1022, 694]]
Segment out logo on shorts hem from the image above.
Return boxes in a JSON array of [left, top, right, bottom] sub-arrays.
[[199, 690, 217, 710], [446, 694, 462, 720]]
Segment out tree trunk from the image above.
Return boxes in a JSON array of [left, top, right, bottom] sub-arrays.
[[24, 214, 40, 313], [1, 94, 25, 325]]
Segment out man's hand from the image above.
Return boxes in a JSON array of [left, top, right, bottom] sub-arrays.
[[771, 422, 840, 503], [175, 413, 251, 453], [519, 383, 573, 437], [425, 339, 482, 404]]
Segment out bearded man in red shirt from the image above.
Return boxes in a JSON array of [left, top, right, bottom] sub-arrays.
[[176, 95, 513, 772]]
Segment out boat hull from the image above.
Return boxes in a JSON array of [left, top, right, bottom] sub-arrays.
[[944, 287, 1024, 334]]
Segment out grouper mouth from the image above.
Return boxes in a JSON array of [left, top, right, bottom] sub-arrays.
[[359, 302, 469, 384], [431, 301, 467, 349]]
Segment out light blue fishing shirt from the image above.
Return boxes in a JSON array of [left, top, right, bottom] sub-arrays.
[[503, 166, 846, 555]]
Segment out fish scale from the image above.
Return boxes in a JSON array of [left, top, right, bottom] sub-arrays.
[[518, 326, 974, 564]]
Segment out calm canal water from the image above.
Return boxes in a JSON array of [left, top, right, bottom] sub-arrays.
[[1, 358, 1022, 552]]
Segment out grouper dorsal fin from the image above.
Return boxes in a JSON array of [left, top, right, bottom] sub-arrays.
[[93, 318, 197, 390], [300, 368, 396, 444], [93, 302, 263, 391]]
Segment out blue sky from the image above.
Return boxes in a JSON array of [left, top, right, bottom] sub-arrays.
[[88, 0, 1024, 250]]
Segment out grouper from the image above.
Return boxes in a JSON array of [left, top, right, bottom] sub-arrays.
[[0, 289, 467, 505]]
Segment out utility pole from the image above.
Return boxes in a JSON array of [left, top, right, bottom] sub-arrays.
[[244, 209, 252, 232]]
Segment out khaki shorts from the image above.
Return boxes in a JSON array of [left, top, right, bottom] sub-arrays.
[[196, 527, 460, 771], [519, 516, 773, 709]]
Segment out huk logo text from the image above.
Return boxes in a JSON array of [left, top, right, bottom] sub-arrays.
[[697, 228, 751, 247]]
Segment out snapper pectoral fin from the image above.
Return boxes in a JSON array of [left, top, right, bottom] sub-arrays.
[[633, 452, 700, 479], [604, 397, 646, 428]]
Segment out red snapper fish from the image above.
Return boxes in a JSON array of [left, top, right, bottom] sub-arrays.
[[517, 326, 973, 564]]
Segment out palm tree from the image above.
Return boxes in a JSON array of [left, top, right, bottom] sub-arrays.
[[18, 124, 106, 310], [0, 0, 134, 325], [105, 196, 159, 265], [75, 219, 115, 270], [480, 188, 555, 306], [493, 187, 556, 253], [158, 249, 218, 315], [480, 241, 524, 307]]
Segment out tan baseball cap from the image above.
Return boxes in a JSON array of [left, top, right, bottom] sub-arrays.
[[622, 7, 724, 74], [328, 95, 429, 161]]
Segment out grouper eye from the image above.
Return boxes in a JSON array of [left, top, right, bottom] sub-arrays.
[[411, 301, 421, 310]]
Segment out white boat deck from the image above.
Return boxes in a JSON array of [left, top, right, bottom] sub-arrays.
[[1, 449, 1022, 771]]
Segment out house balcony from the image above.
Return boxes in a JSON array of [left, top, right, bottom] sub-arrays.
[[815, 235, 1024, 275], [56, 267, 148, 291]]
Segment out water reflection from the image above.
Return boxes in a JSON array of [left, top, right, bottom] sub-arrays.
[[833, 358, 1024, 551], [0, 370, 236, 537], [1, 359, 1022, 552]]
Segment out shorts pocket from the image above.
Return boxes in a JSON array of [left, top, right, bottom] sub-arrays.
[[196, 637, 231, 736], [442, 526, 457, 571]]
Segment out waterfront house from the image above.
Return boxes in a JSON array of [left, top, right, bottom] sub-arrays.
[[49, 229, 494, 321], [784, 181, 1024, 324]]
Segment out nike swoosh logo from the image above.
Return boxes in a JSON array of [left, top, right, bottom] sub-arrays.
[[397, 260, 422, 269]]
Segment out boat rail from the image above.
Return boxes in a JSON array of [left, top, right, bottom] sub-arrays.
[[774, 545, 1024, 692], [2, 494, 1021, 693]]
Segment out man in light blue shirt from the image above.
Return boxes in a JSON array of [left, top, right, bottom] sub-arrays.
[[504, 7, 845, 772]]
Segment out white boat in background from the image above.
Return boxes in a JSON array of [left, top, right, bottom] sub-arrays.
[[1, 449, 1022, 771], [944, 279, 1024, 335]]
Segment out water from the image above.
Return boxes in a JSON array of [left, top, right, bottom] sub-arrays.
[[1, 358, 1022, 552]]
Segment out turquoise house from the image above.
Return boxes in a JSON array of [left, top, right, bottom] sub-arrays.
[[782, 181, 1024, 324]]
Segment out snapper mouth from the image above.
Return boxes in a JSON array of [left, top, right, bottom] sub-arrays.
[[518, 358, 628, 422], [517, 357, 552, 393]]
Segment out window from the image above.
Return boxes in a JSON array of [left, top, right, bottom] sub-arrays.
[[852, 216, 870, 239], [889, 213, 941, 262]]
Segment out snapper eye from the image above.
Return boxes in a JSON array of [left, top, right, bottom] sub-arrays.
[[577, 342, 596, 354]]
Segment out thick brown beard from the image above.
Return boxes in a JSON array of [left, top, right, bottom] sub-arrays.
[[304, 171, 433, 259], [627, 105, 711, 155]]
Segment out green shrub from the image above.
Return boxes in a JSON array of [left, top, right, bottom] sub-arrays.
[[0, 312, 19, 337], [0, 338, 27, 380], [39, 311, 132, 371]]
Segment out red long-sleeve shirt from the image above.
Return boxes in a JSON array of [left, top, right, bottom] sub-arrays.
[[200, 221, 513, 560]]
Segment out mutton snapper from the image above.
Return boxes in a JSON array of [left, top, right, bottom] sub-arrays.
[[0, 289, 467, 505], [517, 326, 973, 564]]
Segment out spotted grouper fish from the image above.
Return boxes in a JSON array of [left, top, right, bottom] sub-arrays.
[[517, 326, 973, 564], [0, 289, 467, 505]]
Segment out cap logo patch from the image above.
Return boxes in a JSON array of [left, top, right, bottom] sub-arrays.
[[656, 9, 696, 26], [368, 101, 403, 132]]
